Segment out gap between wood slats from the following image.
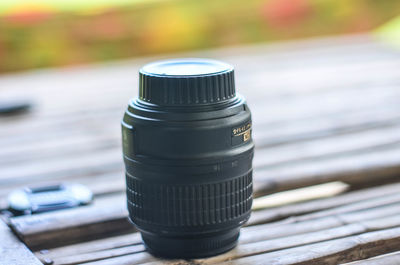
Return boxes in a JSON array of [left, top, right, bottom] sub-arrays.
[[0, 135, 120, 166]]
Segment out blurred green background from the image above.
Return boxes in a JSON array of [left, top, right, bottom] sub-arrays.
[[0, 0, 399, 73]]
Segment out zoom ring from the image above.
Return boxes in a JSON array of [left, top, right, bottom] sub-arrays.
[[126, 171, 252, 227]]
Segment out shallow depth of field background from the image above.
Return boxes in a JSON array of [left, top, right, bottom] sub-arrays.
[[0, 0, 399, 73]]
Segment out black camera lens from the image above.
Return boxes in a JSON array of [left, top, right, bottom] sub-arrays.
[[122, 58, 254, 258]]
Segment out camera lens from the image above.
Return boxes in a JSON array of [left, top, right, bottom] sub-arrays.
[[122, 58, 254, 258]]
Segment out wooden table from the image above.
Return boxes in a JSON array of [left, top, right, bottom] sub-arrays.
[[1, 34, 400, 265]]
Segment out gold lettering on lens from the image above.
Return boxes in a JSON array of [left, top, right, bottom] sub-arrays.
[[232, 122, 252, 142], [243, 130, 251, 142]]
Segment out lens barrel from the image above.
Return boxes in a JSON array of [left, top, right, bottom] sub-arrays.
[[122, 58, 254, 258]]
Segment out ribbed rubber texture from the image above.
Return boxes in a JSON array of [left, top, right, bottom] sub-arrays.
[[138, 70, 236, 105], [126, 171, 252, 227], [141, 227, 240, 258]]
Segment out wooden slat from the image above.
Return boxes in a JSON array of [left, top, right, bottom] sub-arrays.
[[142, 218, 400, 264], [10, 194, 132, 250], [217, 227, 400, 265], [253, 104, 400, 148], [248, 182, 400, 225], [35, 233, 141, 261], [0, 219, 42, 265], [241, 203, 400, 245], [50, 244, 146, 265], [80, 251, 158, 265], [0, 149, 123, 185], [254, 145, 400, 196], [342, 251, 400, 265], [66, 201, 400, 265], [0, 133, 120, 166], [254, 123, 400, 168], [197, 215, 400, 264]]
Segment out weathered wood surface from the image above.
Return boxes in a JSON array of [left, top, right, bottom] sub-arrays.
[[10, 194, 133, 250], [0, 219, 42, 265], [342, 251, 400, 265], [1, 34, 400, 264], [33, 184, 400, 265]]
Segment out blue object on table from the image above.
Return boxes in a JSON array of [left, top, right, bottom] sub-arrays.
[[7, 183, 93, 216]]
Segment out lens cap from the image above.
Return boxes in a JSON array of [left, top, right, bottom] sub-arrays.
[[139, 58, 236, 105]]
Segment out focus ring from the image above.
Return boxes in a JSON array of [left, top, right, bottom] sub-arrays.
[[126, 171, 252, 227]]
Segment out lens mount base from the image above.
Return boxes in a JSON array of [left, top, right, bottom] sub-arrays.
[[141, 228, 240, 259]]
